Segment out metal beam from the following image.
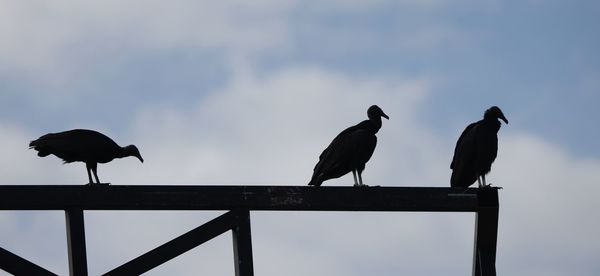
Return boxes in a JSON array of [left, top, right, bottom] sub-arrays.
[[0, 246, 57, 276], [232, 209, 254, 276], [104, 211, 238, 276], [0, 185, 499, 275], [472, 188, 499, 276], [65, 209, 88, 276], [0, 185, 481, 212]]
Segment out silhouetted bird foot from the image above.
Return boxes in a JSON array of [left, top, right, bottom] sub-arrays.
[[86, 182, 110, 186], [483, 183, 503, 189], [353, 183, 371, 187]]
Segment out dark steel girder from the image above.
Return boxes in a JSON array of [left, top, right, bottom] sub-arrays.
[[0, 185, 499, 276]]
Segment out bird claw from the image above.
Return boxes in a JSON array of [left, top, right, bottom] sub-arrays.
[[86, 182, 110, 186], [353, 183, 371, 187], [481, 183, 502, 189]]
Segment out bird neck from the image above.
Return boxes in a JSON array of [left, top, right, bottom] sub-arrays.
[[480, 117, 501, 132], [482, 115, 500, 124], [117, 147, 131, 159], [369, 117, 383, 133], [483, 112, 498, 121]]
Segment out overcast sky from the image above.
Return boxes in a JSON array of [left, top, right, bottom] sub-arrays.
[[1, 1, 599, 275]]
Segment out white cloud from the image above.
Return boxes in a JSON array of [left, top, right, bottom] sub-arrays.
[[0, 122, 82, 185], [1, 1, 599, 275], [85, 211, 234, 275], [0, 0, 294, 88], [120, 63, 431, 186], [1, 63, 599, 275], [495, 133, 600, 275], [0, 211, 67, 275]]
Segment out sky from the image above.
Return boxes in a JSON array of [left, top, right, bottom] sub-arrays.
[[1, 0, 599, 275]]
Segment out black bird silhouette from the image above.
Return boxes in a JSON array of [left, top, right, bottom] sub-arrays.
[[308, 105, 389, 187], [450, 106, 508, 188], [29, 129, 144, 185]]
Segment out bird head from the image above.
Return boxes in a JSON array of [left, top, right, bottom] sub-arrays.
[[124, 145, 144, 163], [368, 105, 389, 120], [485, 106, 508, 124]]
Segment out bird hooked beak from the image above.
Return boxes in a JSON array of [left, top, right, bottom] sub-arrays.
[[487, 106, 507, 124], [125, 145, 144, 163], [499, 114, 508, 125]]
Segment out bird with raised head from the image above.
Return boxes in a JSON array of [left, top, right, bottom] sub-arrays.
[[450, 106, 508, 188], [308, 105, 389, 187], [29, 129, 144, 185]]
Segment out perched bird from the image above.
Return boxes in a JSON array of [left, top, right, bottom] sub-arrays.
[[450, 106, 508, 188], [308, 105, 389, 187], [29, 129, 143, 185]]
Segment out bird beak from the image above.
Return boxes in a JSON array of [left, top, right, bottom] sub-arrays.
[[137, 155, 144, 163], [500, 114, 508, 124], [382, 113, 389, 120]]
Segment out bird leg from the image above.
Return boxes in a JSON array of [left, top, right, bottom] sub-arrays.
[[358, 172, 364, 186], [86, 163, 94, 184], [352, 170, 359, 186], [482, 174, 492, 188], [354, 171, 368, 187], [477, 175, 492, 188], [86, 162, 108, 185], [91, 164, 100, 184]]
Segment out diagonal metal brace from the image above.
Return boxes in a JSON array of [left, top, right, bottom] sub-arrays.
[[0, 246, 58, 276], [103, 210, 239, 276]]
